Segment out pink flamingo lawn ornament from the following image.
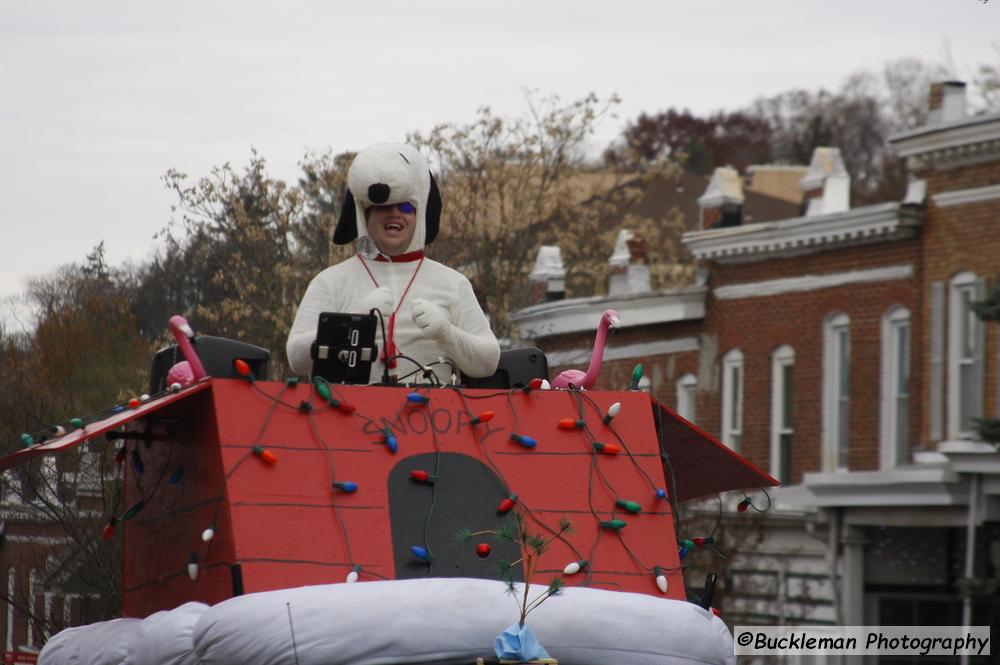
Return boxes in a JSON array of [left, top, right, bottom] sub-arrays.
[[166, 315, 207, 388], [550, 309, 621, 390]]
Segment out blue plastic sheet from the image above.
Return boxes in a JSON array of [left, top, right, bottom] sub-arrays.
[[494, 622, 551, 661]]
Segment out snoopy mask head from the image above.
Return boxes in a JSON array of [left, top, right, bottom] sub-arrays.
[[333, 143, 442, 255]]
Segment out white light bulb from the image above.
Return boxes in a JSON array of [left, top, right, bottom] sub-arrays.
[[540, 380, 551, 390], [187, 562, 199, 581], [201, 527, 215, 542], [139, 393, 151, 403], [656, 573, 668, 594], [563, 561, 581, 575], [170, 383, 182, 392], [608, 402, 621, 417], [346, 569, 359, 583]]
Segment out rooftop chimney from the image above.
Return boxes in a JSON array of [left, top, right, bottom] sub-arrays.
[[529, 245, 565, 305], [698, 166, 744, 230], [800, 147, 850, 216], [608, 229, 651, 296], [927, 81, 967, 125]]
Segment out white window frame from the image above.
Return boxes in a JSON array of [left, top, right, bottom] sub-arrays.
[[880, 306, 911, 469], [948, 272, 985, 440], [770, 345, 795, 484], [822, 313, 850, 471], [27, 568, 37, 647], [721, 349, 744, 451], [675, 373, 697, 423]]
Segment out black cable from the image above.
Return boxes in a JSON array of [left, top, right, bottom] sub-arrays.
[[304, 403, 356, 568], [578, 392, 660, 490], [371, 307, 391, 386], [392, 354, 441, 386], [741, 488, 773, 512]]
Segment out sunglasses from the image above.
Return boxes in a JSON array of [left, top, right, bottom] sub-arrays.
[[372, 202, 416, 214]]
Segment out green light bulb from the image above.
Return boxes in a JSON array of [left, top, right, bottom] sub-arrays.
[[615, 499, 642, 514], [630, 364, 644, 390], [122, 500, 146, 521], [315, 381, 331, 401]]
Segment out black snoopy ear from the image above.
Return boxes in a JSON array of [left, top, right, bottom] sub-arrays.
[[425, 172, 441, 245], [333, 189, 358, 245]]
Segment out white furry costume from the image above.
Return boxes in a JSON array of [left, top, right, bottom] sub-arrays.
[[286, 143, 500, 384]]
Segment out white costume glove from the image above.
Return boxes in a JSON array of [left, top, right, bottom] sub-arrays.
[[357, 286, 395, 318], [410, 298, 451, 341]]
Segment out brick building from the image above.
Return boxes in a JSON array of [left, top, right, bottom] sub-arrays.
[[0, 449, 114, 661], [512, 81, 1000, 631]]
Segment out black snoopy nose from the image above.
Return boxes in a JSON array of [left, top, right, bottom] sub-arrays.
[[368, 183, 391, 204]]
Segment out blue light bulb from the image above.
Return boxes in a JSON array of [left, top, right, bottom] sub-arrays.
[[406, 392, 429, 404]]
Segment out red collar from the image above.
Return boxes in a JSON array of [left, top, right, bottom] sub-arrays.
[[372, 249, 425, 263]]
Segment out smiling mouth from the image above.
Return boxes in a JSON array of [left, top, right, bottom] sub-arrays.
[[384, 223, 404, 232]]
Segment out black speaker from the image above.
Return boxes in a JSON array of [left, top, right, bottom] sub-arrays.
[[461, 347, 548, 390], [311, 312, 378, 385], [150, 335, 270, 393]]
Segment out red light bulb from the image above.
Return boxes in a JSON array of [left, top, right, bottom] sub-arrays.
[[476, 543, 492, 559], [253, 445, 278, 464], [471, 410, 495, 425], [497, 494, 518, 514]]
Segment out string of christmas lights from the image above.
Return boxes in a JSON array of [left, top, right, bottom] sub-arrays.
[[452, 387, 594, 585], [35, 360, 771, 598], [302, 380, 364, 582]]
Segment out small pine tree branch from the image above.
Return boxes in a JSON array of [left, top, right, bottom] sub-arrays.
[[495, 515, 521, 543], [526, 533, 547, 554]]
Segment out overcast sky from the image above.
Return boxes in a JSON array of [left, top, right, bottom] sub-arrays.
[[1, 0, 997, 325]]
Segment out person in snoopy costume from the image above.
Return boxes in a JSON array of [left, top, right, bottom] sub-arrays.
[[286, 143, 501, 384]]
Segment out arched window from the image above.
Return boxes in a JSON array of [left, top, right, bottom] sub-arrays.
[[948, 272, 985, 439], [676, 373, 697, 423], [880, 306, 911, 468], [822, 313, 850, 471], [770, 345, 795, 484], [721, 349, 744, 451]]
